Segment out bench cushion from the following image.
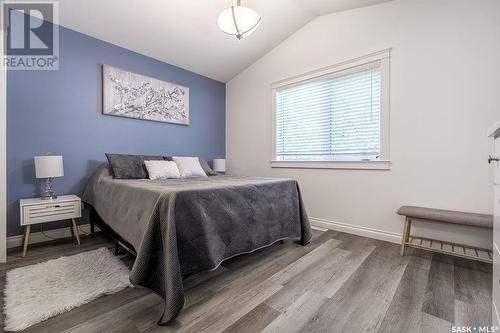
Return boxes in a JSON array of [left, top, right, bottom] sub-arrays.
[[397, 206, 493, 229]]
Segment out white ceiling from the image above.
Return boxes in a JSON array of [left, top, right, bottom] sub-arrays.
[[57, 0, 392, 82]]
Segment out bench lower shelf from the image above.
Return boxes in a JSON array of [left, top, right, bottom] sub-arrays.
[[406, 236, 493, 263]]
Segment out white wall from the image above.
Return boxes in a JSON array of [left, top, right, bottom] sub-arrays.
[[226, 0, 500, 248]]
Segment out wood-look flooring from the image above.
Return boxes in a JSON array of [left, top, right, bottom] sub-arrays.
[[0, 229, 492, 332]]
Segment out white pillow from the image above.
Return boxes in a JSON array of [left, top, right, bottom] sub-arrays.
[[172, 156, 208, 178], [144, 160, 180, 180]]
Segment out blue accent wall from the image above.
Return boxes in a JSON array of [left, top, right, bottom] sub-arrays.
[[7, 26, 226, 237]]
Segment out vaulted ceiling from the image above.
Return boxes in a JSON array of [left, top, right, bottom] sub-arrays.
[[57, 0, 392, 82]]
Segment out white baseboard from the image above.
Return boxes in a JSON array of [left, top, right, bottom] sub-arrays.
[[310, 217, 402, 244], [7, 223, 99, 249], [311, 225, 328, 232], [494, 301, 500, 327], [8, 218, 400, 249]]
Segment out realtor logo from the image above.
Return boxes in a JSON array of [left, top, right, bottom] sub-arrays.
[[1, 0, 59, 70]]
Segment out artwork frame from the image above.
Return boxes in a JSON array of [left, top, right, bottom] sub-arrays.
[[102, 64, 190, 125]]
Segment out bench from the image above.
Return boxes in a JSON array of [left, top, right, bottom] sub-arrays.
[[398, 206, 493, 263]]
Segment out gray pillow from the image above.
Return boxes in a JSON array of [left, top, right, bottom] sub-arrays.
[[198, 158, 217, 176], [106, 153, 163, 179]]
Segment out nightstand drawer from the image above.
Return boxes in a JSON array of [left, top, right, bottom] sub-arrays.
[[22, 200, 81, 225]]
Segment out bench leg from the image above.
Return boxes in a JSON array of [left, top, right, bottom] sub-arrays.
[[400, 216, 412, 256]]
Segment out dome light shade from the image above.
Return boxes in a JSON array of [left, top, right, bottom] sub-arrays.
[[217, 1, 261, 40]]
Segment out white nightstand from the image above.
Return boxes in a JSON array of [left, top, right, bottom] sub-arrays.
[[19, 194, 82, 257]]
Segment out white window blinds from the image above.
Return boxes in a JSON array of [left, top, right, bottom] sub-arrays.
[[275, 62, 381, 161]]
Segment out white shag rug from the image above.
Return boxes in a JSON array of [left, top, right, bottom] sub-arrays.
[[4, 247, 132, 332]]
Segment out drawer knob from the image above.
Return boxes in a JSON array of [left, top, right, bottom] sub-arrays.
[[488, 155, 499, 164], [55, 205, 60, 208]]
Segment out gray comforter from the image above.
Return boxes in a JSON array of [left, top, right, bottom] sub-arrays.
[[83, 165, 312, 324]]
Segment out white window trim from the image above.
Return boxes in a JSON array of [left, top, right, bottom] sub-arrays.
[[270, 49, 391, 170]]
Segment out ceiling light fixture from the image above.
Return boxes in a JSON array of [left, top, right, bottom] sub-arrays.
[[217, 0, 261, 40]]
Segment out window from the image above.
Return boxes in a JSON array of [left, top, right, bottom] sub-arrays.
[[271, 50, 390, 170]]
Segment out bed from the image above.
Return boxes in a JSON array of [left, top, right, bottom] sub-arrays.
[[82, 164, 312, 325]]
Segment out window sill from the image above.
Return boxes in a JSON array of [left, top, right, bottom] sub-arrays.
[[270, 160, 391, 170]]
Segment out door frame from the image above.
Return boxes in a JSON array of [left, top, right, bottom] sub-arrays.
[[0, 24, 7, 263]]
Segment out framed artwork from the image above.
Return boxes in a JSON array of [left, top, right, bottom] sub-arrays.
[[102, 64, 189, 125]]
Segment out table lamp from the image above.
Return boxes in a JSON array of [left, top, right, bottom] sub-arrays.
[[34, 155, 64, 200], [213, 158, 226, 174]]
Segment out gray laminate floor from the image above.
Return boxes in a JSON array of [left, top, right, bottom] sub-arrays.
[[0, 229, 492, 333]]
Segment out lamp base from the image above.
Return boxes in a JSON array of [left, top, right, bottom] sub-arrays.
[[41, 177, 57, 200]]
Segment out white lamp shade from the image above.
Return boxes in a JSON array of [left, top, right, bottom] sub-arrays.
[[217, 5, 261, 39], [213, 159, 226, 172], [34, 155, 64, 178]]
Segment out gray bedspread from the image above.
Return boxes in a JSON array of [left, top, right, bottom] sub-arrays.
[[83, 165, 312, 324]]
